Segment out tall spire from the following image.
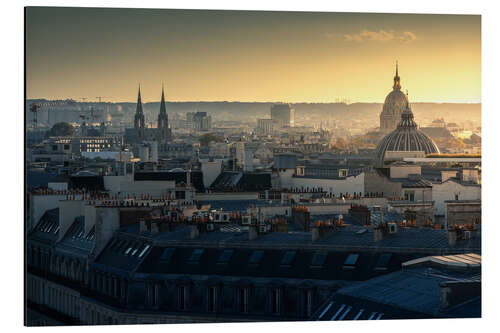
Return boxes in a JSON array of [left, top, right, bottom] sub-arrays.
[[159, 83, 167, 116], [158, 83, 170, 142], [134, 84, 145, 136], [393, 61, 401, 90]]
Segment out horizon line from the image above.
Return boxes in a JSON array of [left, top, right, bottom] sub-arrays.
[[25, 98, 482, 104]]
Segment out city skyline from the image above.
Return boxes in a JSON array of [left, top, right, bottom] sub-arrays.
[[26, 8, 481, 103]]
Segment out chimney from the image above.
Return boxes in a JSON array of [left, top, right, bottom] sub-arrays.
[[139, 219, 148, 233], [189, 224, 199, 239], [249, 225, 258, 240], [373, 227, 384, 242], [447, 229, 457, 247], [150, 221, 159, 234], [311, 227, 320, 241]]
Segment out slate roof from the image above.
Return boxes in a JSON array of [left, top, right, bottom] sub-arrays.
[[210, 172, 271, 191], [197, 200, 262, 211], [91, 223, 481, 282], [389, 177, 433, 188], [117, 224, 481, 254], [126, 242, 415, 282], [69, 175, 105, 191], [134, 171, 205, 192], [29, 208, 60, 245], [26, 170, 68, 189], [334, 265, 480, 318], [55, 216, 95, 257], [313, 254, 481, 320]]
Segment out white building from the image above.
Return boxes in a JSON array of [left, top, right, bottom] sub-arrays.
[[431, 169, 481, 216]]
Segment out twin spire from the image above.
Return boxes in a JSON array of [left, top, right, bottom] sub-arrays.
[[136, 83, 167, 111]]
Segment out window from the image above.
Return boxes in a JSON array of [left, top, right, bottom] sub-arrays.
[[271, 288, 280, 314], [239, 288, 248, 313], [138, 244, 151, 258], [151, 284, 158, 306], [178, 286, 186, 310], [303, 290, 312, 316], [375, 253, 392, 271], [188, 249, 204, 262], [281, 251, 296, 266], [249, 250, 264, 265], [344, 253, 359, 266], [218, 249, 233, 263], [160, 248, 176, 262], [208, 286, 217, 312], [404, 191, 415, 202], [311, 251, 327, 267]]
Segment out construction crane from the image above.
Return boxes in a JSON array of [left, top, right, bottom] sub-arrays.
[[95, 96, 111, 103], [28, 99, 76, 129]]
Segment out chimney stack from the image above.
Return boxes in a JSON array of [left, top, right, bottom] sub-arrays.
[[249, 225, 258, 240], [373, 227, 384, 242], [447, 229, 457, 247], [189, 224, 199, 239], [311, 227, 320, 241], [139, 219, 148, 233]]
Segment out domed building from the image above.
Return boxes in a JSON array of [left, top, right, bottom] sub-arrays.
[[380, 62, 408, 133], [374, 94, 440, 166]]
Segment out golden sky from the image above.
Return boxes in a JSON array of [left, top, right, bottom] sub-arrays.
[[26, 8, 481, 103]]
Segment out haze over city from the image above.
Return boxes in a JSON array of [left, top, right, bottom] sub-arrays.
[[26, 8, 480, 103], [24, 7, 482, 327]]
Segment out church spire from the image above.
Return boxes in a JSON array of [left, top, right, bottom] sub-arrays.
[[134, 84, 145, 137], [157, 83, 170, 142], [159, 83, 167, 116], [393, 61, 401, 90]]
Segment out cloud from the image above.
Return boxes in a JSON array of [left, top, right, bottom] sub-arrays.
[[343, 29, 417, 43], [398, 31, 417, 43]]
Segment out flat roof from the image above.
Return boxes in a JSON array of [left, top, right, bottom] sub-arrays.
[[403, 158, 481, 163]]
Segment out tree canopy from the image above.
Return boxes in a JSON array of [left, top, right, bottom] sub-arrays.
[[199, 133, 224, 147], [47, 122, 74, 137]]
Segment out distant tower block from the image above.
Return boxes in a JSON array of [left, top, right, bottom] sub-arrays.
[[270, 103, 294, 128]]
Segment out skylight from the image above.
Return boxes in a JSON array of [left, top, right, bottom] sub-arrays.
[[138, 244, 151, 258], [344, 253, 359, 266], [249, 250, 264, 264], [375, 253, 392, 270], [311, 251, 327, 267], [160, 248, 176, 262], [218, 249, 233, 263], [281, 251, 296, 266], [188, 249, 204, 262]]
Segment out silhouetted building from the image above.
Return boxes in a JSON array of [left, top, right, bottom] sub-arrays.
[[271, 104, 294, 128]]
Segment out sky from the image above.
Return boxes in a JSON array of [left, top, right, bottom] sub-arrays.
[[25, 7, 481, 103]]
